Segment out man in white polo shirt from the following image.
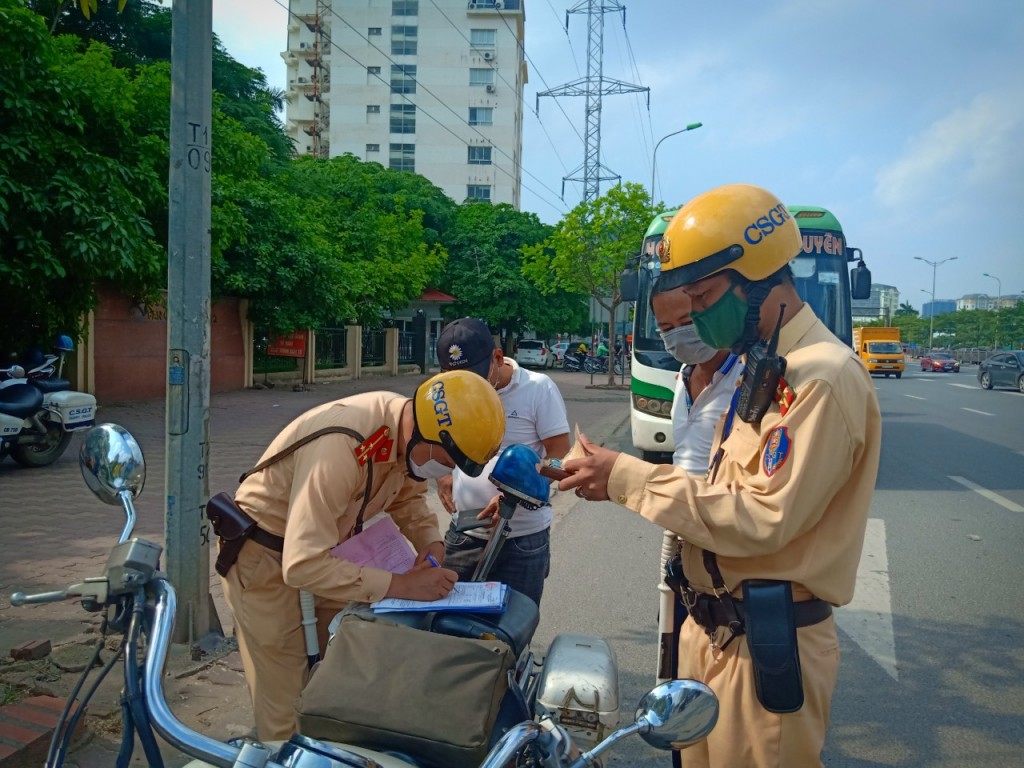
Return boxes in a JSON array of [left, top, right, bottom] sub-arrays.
[[435, 318, 570, 607]]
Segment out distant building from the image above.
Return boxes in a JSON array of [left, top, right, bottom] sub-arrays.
[[922, 299, 956, 318], [852, 283, 900, 325], [282, 0, 525, 209], [957, 293, 993, 311]]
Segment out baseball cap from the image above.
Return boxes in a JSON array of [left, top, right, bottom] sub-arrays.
[[437, 317, 495, 379]]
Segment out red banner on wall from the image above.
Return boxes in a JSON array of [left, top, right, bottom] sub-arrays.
[[267, 331, 307, 358]]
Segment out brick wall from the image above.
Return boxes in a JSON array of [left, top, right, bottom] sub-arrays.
[[91, 285, 247, 402]]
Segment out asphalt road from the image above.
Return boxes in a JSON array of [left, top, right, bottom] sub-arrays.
[[534, 364, 1024, 767]]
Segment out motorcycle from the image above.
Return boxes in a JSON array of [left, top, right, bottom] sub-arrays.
[[11, 424, 719, 767], [582, 355, 624, 376], [561, 352, 586, 373], [0, 334, 76, 386], [0, 363, 96, 467]]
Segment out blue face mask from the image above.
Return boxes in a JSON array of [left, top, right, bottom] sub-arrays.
[[660, 324, 718, 364]]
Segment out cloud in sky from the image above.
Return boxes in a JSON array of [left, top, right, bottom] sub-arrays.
[[210, 0, 1024, 305]]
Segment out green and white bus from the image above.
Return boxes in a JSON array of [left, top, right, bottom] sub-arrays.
[[625, 205, 870, 462]]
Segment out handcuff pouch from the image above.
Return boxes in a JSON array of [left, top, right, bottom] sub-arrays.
[[742, 579, 804, 713]]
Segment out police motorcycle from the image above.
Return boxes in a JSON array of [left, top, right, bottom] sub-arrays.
[[0, 363, 96, 467], [0, 334, 77, 385], [10, 424, 719, 767]]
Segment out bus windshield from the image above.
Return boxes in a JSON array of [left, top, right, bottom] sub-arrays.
[[632, 241, 677, 372]]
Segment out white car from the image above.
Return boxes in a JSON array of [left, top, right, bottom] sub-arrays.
[[515, 339, 550, 368], [550, 342, 570, 366]]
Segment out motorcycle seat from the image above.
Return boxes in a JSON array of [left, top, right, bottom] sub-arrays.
[[31, 378, 70, 394], [430, 588, 539, 660], [0, 383, 44, 418]]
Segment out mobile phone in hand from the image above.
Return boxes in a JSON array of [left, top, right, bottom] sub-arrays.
[[539, 457, 573, 481]]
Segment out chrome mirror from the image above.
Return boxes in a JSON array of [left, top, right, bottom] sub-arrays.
[[80, 424, 146, 543], [635, 679, 719, 750]]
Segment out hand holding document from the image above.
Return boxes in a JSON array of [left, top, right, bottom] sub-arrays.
[[330, 517, 416, 573]]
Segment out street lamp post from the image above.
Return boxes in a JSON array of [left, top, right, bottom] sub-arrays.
[[983, 272, 1002, 349], [650, 122, 703, 205], [914, 256, 957, 350]]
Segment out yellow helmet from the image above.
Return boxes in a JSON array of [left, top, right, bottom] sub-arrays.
[[655, 184, 801, 293], [412, 370, 505, 477]]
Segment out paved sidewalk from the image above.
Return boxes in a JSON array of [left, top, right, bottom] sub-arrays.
[[0, 369, 630, 766]]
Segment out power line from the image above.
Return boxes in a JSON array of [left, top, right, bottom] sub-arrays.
[[269, 0, 569, 213]]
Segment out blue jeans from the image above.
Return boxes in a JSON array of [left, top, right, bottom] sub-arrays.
[[443, 526, 550, 608]]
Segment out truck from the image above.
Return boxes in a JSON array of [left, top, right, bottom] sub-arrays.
[[852, 327, 904, 378]]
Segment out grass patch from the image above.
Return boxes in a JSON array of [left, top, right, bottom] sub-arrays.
[[0, 681, 25, 706]]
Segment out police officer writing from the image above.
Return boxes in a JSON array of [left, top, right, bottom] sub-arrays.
[[560, 184, 881, 768], [213, 371, 505, 741]]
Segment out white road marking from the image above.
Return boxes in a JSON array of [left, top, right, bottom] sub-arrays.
[[961, 407, 994, 416], [949, 383, 976, 390], [837, 518, 897, 680], [904, 394, 926, 400], [948, 475, 1024, 513]]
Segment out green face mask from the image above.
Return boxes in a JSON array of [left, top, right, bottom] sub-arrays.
[[690, 285, 749, 350]]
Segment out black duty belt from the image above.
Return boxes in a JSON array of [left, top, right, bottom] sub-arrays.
[[250, 526, 284, 553], [686, 592, 832, 635]]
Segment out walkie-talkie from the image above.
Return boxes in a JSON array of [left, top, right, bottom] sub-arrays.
[[736, 303, 787, 424]]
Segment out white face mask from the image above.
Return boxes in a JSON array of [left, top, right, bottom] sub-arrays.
[[660, 324, 718, 365], [408, 443, 454, 481]]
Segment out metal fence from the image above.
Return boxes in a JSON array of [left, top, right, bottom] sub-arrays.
[[362, 328, 387, 367], [398, 332, 415, 365], [315, 328, 347, 369]]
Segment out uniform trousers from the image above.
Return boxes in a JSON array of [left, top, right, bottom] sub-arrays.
[[678, 612, 840, 767], [221, 539, 345, 741]]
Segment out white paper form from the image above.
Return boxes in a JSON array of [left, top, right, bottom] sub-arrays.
[[371, 581, 508, 613], [330, 517, 416, 573]]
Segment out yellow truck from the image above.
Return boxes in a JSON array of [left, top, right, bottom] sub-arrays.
[[852, 327, 905, 378]]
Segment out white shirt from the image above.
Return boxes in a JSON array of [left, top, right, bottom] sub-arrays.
[[452, 360, 569, 538], [670, 354, 742, 473]]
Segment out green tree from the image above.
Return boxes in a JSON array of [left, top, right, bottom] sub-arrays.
[[439, 201, 587, 345], [522, 183, 653, 383], [894, 301, 918, 317], [0, 3, 163, 353]]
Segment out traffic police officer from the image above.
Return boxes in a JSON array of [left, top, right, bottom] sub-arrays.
[[220, 370, 506, 740], [561, 184, 882, 767]]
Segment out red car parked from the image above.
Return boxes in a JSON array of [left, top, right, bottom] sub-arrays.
[[920, 352, 960, 373]]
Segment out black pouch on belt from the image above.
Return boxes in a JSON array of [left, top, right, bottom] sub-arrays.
[[206, 492, 257, 577], [742, 579, 804, 713]]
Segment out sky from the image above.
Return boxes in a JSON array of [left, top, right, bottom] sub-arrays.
[[211, 0, 1024, 311]]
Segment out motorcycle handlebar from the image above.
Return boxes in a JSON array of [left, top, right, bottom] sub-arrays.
[[145, 579, 277, 768]]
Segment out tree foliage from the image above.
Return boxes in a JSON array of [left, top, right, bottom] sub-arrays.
[[0, 2, 163, 353], [439, 202, 586, 345], [522, 183, 653, 381], [861, 303, 1024, 351]]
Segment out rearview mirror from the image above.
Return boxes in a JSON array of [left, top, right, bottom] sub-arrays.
[[850, 260, 872, 300], [619, 270, 638, 302], [635, 679, 719, 750], [80, 424, 146, 506]]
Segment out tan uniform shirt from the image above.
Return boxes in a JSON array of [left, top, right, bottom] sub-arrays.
[[234, 391, 442, 604], [609, 305, 881, 606]]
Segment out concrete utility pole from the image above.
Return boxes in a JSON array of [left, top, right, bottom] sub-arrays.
[[537, 0, 648, 203], [166, 0, 220, 645]]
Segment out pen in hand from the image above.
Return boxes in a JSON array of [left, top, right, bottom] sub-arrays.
[[426, 554, 441, 568]]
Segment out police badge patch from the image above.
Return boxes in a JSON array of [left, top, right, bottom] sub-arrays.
[[762, 427, 791, 477]]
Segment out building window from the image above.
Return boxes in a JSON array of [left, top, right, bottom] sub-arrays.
[[389, 143, 415, 172], [470, 29, 496, 48], [366, 144, 380, 152], [367, 104, 381, 114], [467, 185, 492, 202], [392, 0, 418, 15], [468, 107, 493, 126], [368, 27, 382, 36], [469, 68, 496, 86], [390, 64, 417, 94], [390, 104, 416, 134], [467, 146, 492, 165], [391, 25, 417, 55]]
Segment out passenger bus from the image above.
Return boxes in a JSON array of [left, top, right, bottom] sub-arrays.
[[624, 205, 871, 461]]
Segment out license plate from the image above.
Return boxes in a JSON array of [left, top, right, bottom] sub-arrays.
[[880, 365, 895, 369]]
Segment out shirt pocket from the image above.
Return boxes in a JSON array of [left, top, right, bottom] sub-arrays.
[[721, 429, 762, 476]]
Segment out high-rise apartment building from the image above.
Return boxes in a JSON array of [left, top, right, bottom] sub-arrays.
[[851, 283, 900, 325], [282, 0, 525, 209]]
